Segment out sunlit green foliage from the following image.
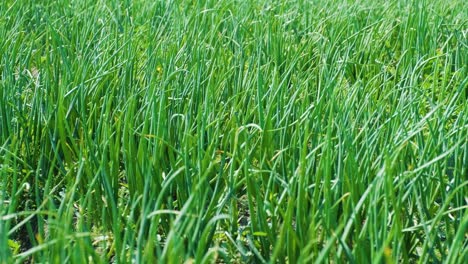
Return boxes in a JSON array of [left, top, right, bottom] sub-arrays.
[[0, 0, 466, 263]]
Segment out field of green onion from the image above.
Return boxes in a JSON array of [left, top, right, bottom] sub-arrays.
[[1, 0, 467, 263]]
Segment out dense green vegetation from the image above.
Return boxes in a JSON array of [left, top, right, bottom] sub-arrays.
[[1, 0, 467, 263]]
